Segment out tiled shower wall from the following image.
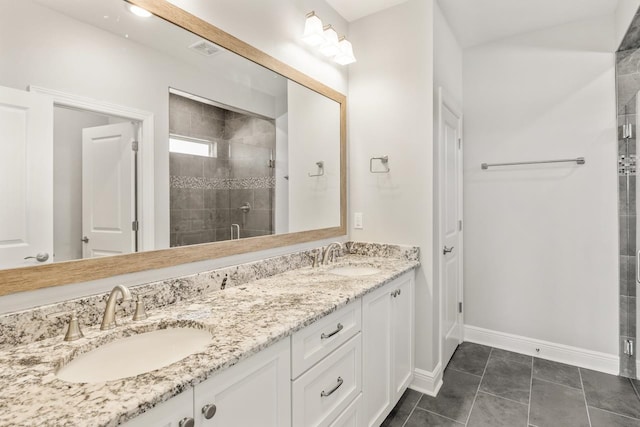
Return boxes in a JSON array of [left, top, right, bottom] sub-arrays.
[[169, 93, 275, 246], [617, 48, 639, 377]]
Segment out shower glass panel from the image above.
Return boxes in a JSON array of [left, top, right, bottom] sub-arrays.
[[169, 92, 275, 246]]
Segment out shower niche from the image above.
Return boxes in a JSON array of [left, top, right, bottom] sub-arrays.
[[169, 91, 276, 246]]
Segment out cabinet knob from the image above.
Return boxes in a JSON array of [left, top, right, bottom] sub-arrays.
[[202, 403, 217, 419], [178, 417, 194, 427]]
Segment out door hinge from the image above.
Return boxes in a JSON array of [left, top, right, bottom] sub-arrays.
[[458, 220, 462, 231], [625, 339, 635, 356], [131, 140, 139, 152], [132, 220, 139, 232], [458, 302, 463, 313]]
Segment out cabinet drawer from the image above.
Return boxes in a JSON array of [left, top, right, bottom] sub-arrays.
[[292, 333, 362, 427], [292, 301, 361, 378], [328, 393, 362, 427]]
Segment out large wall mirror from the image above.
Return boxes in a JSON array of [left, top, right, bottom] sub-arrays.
[[0, 0, 346, 295]]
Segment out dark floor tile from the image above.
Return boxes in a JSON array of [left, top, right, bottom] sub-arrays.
[[405, 408, 464, 426], [490, 348, 532, 366], [589, 407, 640, 427], [467, 392, 528, 427], [447, 342, 492, 376], [581, 368, 640, 419], [479, 357, 532, 403], [533, 358, 582, 389], [417, 368, 481, 423], [381, 388, 422, 427], [529, 378, 589, 427]]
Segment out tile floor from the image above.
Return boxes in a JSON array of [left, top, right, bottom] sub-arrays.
[[382, 342, 640, 427]]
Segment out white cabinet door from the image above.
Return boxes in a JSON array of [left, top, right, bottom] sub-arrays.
[[0, 85, 53, 268], [362, 271, 415, 427], [391, 274, 415, 401], [121, 388, 194, 427], [194, 338, 291, 427], [362, 282, 393, 427]]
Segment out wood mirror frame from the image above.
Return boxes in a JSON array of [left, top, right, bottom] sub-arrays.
[[0, 0, 347, 297]]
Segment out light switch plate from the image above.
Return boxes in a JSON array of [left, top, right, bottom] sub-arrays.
[[354, 212, 363, 229]]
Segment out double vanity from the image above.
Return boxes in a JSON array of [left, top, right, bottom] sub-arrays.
[[0, 243, 419, 426]]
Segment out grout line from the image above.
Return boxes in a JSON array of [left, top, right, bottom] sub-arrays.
[[477, 390, 529, 406], [414, 407, 465, 425], [400, 393, 423, 427], [587, 404, 640, 421], [533, 376, 584, 392], [578, 368, 592, 427], [464, 347, 492, 426], [446, 366, 483, 378], [630, 377, 640, 402], [527, 355, 533, 427]]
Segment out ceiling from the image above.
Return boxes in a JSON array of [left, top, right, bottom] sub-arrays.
[[325, 0, 410, 22], [438, 0, 620, 48], [326, 0, 619, 48]]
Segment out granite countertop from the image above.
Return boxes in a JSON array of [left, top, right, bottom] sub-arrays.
[[0, 254, 419, 427]]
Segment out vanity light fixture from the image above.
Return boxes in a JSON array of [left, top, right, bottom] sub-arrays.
[[334, 37, 356, 65], [319, 25, 340, 57], [302, 11, 325, 46], [128, 4, 152, 18], [302, 12, 356, 65]]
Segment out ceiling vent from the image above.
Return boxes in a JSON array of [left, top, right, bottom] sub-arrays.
[[188, 40, 222, 57]]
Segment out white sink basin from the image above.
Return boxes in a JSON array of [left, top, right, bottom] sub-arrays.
[[328, 266, 381, 277], [56, 327, 211, 383]]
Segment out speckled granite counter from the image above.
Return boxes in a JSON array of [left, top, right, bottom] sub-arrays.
[[0, 247, 419, 427]]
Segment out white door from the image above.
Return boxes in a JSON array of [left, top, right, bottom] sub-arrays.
[[0, 86, 53, 268], [82, 122, 136, 258], [439, 88, 464, 368]]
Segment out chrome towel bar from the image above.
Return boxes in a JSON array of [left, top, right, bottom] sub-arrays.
[[481, 157, 585, 170]]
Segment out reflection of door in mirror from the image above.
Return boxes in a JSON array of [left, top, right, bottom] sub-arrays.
[[0, 86, 53, 269], [53, 107, 140, 261], [169, 92, 276, 246]]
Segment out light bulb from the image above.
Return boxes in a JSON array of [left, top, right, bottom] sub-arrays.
[[128, 5, 152, 18]]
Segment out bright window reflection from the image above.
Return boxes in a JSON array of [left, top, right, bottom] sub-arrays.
[[169, 135, 217, 158]]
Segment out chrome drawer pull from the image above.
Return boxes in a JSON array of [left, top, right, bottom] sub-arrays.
[[321, 323, 343, 339], [320, 377, 344, 397]]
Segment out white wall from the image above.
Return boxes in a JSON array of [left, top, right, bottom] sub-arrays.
[[288, 81, 341, 232], [616, 0, 640, 48], [349, 0, 437, 371], [0, 0, 348, 314], [53, 107, 109, 262], [463, 16, 618, 355]]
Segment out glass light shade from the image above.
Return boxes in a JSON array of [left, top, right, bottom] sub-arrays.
[[334, 38, 356, 65], [319, 26, 340, 57], [302, 13, 325, 47]]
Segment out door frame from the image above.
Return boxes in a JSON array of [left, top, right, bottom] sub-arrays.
[[29, 85, 155, 252], [436, 87, 464, 368]]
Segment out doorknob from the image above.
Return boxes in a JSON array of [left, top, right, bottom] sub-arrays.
[[81, 236, 89, 243], [443, 246, 454, 255], [24, 252, 49, 262]]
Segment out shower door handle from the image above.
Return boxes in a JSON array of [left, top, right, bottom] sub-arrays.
[[637, 250, 640, 285]]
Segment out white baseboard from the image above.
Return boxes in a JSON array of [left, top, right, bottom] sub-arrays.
[[409, 363, 443, 396], [464, 325, 619, 375]]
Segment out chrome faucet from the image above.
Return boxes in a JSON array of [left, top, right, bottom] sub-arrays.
[[322, 242, 343, 265], [100, 285, 132, 330]]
